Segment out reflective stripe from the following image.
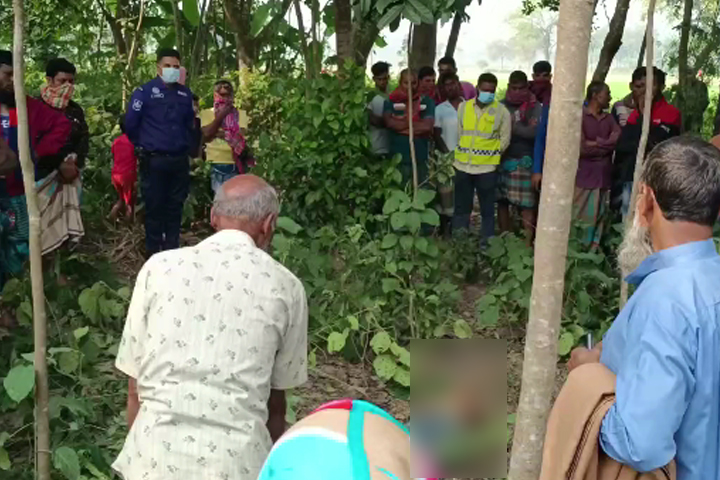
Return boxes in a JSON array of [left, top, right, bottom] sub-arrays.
[[458, 129, 495, 139], [455, 99, 502, 166]]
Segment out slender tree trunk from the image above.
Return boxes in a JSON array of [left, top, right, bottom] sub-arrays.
[[123, 0, 146, 105], [507, 0, 595, 478], [592, 0, 631, 81], [294, 0, 313, 80], [410, 22, 437, 69], [12, 2, 51, 480], [444, 11, 463, 58], [407, 23, 418, 197], [172, 0, 184, 53], [677, 0, 692, 121], [636, 29, 646, 68], [335, 0, 353, 67], [620, 0, 656, 307], [311, 0, 321, 73], [191, 0, 211, 78], [352, 18, 380, 68]]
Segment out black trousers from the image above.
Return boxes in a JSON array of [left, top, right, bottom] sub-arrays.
[[140, 153, 190, 257]]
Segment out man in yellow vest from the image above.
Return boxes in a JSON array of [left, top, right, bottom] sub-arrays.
[[453, 73, 511, 244]]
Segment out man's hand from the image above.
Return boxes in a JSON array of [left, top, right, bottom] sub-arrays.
[[216, 128, 226, 139], [58, 156, 79, 184], [215, 104, 233, 120], [567, 345, 601, 372], [529, 117, 539, 127], [585, 140, 598, 147], [531, 173, 542, 191]]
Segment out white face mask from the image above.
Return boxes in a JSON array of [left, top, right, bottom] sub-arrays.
[[161, 67, 181, 84]]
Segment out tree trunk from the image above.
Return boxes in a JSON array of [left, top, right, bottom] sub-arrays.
[[12, 2, 51, 480], [592, 0, 631, 81], [444, 11, 463, 58], [352, 18, 381, 67], [171, 0, 184, 54], [407, 23, 418, 197], [335, 0, 354, 67], [123, 0, 146, 105], [191, 0, 211, 79], [620, 0, 656, 307], [294, 0, 313, 80], [97, 0, 128, 57], [677, 0, 692, 121], [636, 29, 646, 68], [506, 0, 595, 478], [311, 0, 321, 73], [410, 22, 437, 70]]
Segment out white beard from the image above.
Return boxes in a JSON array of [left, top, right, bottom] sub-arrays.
[[618, 213, 654, 274]]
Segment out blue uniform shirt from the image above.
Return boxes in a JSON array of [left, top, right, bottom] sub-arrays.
[[600, 239, 720, 480], [124, 76, 195, 155]]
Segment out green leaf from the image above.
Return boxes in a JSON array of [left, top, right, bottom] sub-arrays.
[[0, 447, 9, 470], [415, 237, 429, 253], [390, 342, 411, 367], [383, 195, 402, 215], [54, 446, 81, 480], [400, 235, 414, 250], [377, 4, 403, 29], [557, 332, 575, 356], [515, 268, 533, 283], [360, 0, 372, 15], [453, 319, 473, 339], [393, 366, 410, 386], [419, 208, 440, 226], [373, 354, 398, 380], [375, 0, 396, 13], [3, 365, 34, 403], [58, 351, 81, 375], [117, 286, 131, 300], [390, 211, 406, 230], [16, 300, 32, 327], [385, 261, 398, 274], [78, 287, 101, 322], [0, 432, 9, 447], [370, 331, 393, 354], [478, 304, 500, 327], [433, 324, 447, 337], [1, 279, 23, 303], [475, 294, 496, 312], [402, 3, 422, 23], [382, 278, 401, 293], [416, 189, 436, 206], [327, 331, 348, 353], [406, 211, 422, 233], [182, 0, 201, 27], [426, 242, 439, 257], [381, 233, 398, 249], [374, 36, 388, 47], [408, 0, 435, 22], [353, 167, 368, 178], [347, 315, 360, 331], [73, 327, 89, 340], [277, 216, 303, 234]]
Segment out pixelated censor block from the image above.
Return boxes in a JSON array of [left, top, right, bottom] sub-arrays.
[[410, 339, 507, 479]]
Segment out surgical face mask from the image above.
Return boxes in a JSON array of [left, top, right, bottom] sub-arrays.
[[160, 67, 181, 84], [477, 90, 495, 104]]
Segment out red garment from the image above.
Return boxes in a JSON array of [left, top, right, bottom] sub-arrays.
[[626, 96, 681, 128], [111, 134, 137, 177], [0, 97, 70, 196], [529, 80, 552, 105], [504, 90, 537, 122], [388, 88, 422, 121], [112, 172, 136, 207]]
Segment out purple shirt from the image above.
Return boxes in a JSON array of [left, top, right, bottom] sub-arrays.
[[577, 108, 621, 190]]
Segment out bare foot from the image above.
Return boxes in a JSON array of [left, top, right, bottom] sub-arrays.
[[109, 202, 123, 222]]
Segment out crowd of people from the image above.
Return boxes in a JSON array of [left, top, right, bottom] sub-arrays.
[[369, 58, 683, 249], [2, 42, 720, 480]]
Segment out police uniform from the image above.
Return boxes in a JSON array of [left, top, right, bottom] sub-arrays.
[[124, 76, 195, 257]]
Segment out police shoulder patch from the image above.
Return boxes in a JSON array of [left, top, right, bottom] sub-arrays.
[[132, 99, 143, 111]]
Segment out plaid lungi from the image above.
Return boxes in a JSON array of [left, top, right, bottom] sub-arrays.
[[573, 187, 609, 249], [497, 156, 536, 209]]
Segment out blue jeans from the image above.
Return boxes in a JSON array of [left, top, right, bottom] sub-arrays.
[[452, 169, 497, 243], [140, 153, 190, 257], [210, 164, 239, 194]]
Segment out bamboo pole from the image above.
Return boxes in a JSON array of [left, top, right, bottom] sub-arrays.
[[620, 0, 656, 307], [507, 0, 595, 477], [12, 1, 51, 479], [406, 24, 418, 199]]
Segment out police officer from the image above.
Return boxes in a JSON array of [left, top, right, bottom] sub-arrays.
[[124, 48, 195, 258]]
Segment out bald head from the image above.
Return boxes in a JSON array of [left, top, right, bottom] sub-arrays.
[[211, 174, 280, 249]]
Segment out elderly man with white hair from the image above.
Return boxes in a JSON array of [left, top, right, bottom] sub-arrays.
[[113, 174, 308, 480]]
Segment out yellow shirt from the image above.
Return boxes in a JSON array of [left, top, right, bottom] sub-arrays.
[[199, 108, 249, 165]]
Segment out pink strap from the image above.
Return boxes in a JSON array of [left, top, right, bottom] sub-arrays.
[[310, 398, 354, 415]]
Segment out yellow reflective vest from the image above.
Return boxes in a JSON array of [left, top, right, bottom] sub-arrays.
[[455, 99, 503, 166]]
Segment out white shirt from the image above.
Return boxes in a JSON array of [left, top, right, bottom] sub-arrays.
[[368, 93, 390, 155], [434, 100, 460, 152], [113, 229, 308, 480]]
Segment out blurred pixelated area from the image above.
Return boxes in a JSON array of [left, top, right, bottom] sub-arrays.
[[410, 339, 507, 479]]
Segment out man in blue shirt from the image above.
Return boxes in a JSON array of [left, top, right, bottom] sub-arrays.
[[569, 136, 720, 480], [124, 48, 195, 258]]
